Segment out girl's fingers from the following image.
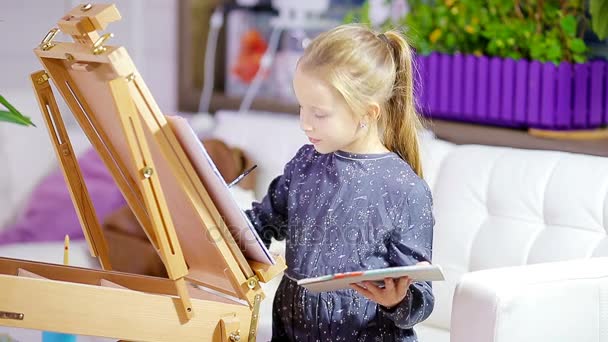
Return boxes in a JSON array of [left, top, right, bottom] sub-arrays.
[[350, 283, 374, 300], [363, 281, 383, 297], [383, 277, 395, 292], [397, 276, 411, 294], [351, 278, 413, 307]]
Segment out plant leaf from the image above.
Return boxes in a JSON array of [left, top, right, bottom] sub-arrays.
[[570, 38, 587, 54], [560, 15, 577, 37], [590, 0, 608, 40], [0, 110, 33, 126], [573, 54, 586, 64], [0, 95, 22, 115], [0, 95, 36, 127]]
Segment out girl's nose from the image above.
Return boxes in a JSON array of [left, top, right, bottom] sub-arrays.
[[300, 112, 313, 132]]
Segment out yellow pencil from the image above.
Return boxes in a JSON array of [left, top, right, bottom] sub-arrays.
[[41, 235, 76, 340], [63, 234, 69, 266]]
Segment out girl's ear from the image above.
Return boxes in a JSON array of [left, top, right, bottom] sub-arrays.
[[365, 102, 381, 123]]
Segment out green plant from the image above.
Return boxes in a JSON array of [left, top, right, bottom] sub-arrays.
[[343, 0, 371, 27], [345, 0, 608, 64], [0, 95, 35, 127], [590, 0, 608, 40]]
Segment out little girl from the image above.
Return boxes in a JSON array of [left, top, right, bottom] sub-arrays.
[[246, 24, 434, 342]]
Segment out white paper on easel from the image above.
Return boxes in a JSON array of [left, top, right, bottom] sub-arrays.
[[166, 115, 275, 265]]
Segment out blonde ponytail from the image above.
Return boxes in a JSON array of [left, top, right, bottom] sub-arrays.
[[382, 31, 425, 178]]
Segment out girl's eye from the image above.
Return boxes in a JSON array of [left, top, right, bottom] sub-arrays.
[[314, 112, 327, 119]]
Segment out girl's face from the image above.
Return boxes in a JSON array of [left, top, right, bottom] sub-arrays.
[[292, 65, 364, 154]]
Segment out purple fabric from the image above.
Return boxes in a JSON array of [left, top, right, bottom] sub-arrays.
[[0, 148, 126, 244]]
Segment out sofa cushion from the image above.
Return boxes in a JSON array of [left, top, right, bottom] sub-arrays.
[[0, 148, 126, 245], [428, 144, 608, 329]]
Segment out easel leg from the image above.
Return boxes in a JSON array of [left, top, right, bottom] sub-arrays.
[[108, 76, 193, 320], [39, 59, 157, 248], [175, 278, 194, 319], [30, 70, 112, 270]]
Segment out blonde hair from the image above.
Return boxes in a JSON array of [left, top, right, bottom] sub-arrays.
[[298, 24, 425, 178]]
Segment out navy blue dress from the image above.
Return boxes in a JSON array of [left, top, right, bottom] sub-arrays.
[[246, 145, 435, 341]]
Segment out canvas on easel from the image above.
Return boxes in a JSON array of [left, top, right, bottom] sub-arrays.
[[0, 3, 286, 342]]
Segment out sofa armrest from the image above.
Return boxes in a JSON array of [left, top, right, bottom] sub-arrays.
[[450, 258, 608, 342]]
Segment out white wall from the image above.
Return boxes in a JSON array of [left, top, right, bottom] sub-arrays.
[[0, 0, 178, 111], [0, 0, 179, 228]]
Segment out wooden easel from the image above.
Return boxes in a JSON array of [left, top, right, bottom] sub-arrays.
[[0, 4, 285, 341]]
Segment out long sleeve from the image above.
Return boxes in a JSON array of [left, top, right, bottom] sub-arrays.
[[380, 180, 435, 329], [245, 146, 304, 247]]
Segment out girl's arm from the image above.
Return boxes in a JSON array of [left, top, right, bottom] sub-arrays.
[[245, 145, 307, 247], [246, 175, 290, 247], [380, 181, 435, 329]]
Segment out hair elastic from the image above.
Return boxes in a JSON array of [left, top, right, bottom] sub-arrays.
[[377, 33, 390, 44]]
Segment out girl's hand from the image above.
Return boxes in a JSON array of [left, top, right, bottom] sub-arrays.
[[350, 261, 430, 309]]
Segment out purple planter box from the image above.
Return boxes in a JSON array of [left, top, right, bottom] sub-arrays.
[[463, 55, 477, 120], [451, 54, 464, 117], [415, 53, 608, 130], [439, 53, 452, 117], [501, 58, 515, 124]]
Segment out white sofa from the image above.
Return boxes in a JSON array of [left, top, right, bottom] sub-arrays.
[[1, 106, 607, 341]]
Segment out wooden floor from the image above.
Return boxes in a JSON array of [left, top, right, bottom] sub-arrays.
[[207, 92, 608, 158]]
